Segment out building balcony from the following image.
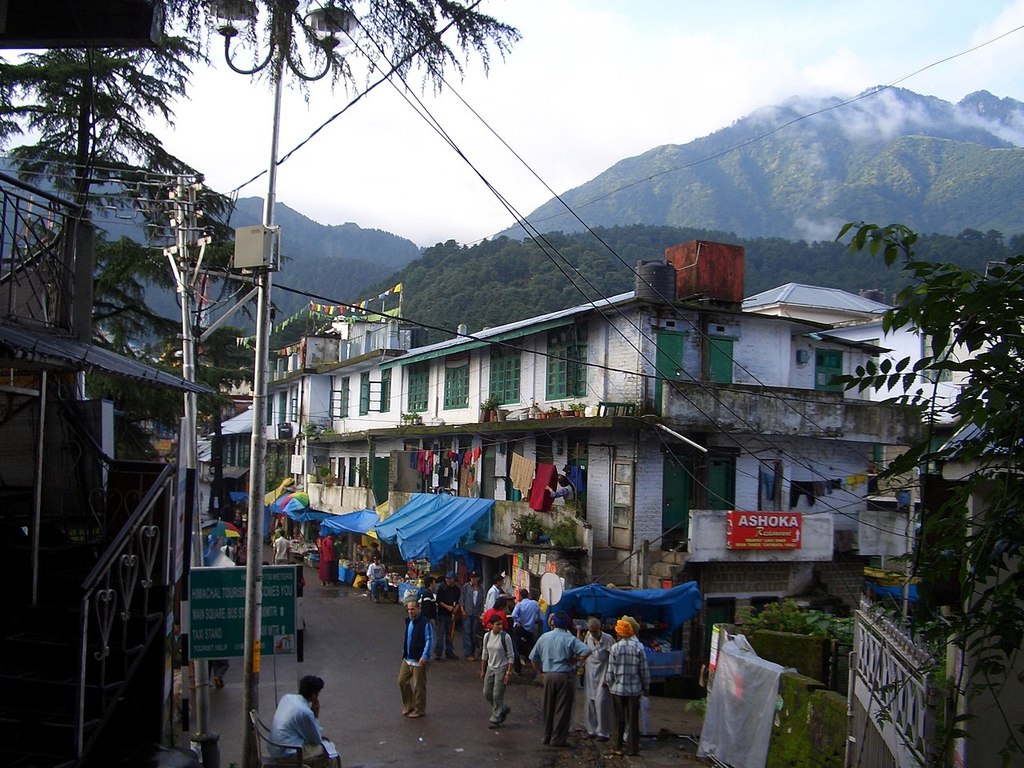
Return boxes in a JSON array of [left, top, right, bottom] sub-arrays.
[[662, 381, 921, 444]]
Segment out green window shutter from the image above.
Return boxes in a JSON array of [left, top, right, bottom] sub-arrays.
[[546, 328, 588, 400], [379, 369, 391, 412], [359, 372, 370, 416], [814, 348, 844, 392], [489, 348, 521, 405], [443, 362, 469, 410], [407, 366, 428, 412]]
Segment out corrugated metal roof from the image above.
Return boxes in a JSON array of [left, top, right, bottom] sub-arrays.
[[381, 291, 636, 369], [743, 283, 891, 314], [220, 407, 253, 435], [0, 322, 213, 394]]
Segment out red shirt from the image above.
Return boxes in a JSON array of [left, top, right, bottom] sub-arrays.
[[482, 608, 509, 631]]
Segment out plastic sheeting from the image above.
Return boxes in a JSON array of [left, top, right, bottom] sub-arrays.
[[698, 634, 785, 768], [374, 493, 495, 563], [551, 582, 703, 633], [319, 509, 379, 537]]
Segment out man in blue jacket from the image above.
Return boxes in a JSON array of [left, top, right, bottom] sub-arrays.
[[398, 598, 433, 718]]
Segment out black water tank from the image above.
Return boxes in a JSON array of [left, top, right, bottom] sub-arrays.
[[634, 260, 676, 302]]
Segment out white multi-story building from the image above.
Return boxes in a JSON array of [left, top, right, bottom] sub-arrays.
[[259, 241, 919, 668]]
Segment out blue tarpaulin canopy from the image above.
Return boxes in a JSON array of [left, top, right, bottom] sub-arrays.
[[865, 581, 918, 602], [375, 493, 495, 563], [551, 582, 703, 633], [319, 509, 380, 537]]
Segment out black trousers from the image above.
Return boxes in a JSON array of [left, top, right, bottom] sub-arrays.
[[611, 693, 641, 755], [541, 671, 575, 747], [511, 625, 535, 673]]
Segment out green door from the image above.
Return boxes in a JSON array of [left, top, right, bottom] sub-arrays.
[[707, 338, 734, 383], [371, 456, 389, 505], [655, 331, 688, 414], [706, 456, 735, 510], [662, 454, 692, 546], [705, 598, 735, 663]]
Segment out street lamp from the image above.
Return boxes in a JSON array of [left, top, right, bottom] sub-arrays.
[[207, 3, 356, 766]]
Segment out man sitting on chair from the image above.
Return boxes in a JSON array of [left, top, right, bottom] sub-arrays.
[[268, 675, 339, 768]]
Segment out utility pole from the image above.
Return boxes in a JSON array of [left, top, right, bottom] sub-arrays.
[[166, 176, 219, 768]]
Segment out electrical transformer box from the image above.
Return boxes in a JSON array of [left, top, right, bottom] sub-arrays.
[[232, 224, 280, 270]]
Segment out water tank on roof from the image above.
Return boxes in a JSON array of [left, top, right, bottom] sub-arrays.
[[634, 260, 676, 303]]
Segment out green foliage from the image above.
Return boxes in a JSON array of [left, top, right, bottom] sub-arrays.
[[506, 88, 1024, 244], [386, 225, 1007, 346], [548, 517, 579, 547], [742, 599, 852, 645], [510, 512, 546, 539], [842, 222, 1024, 760]]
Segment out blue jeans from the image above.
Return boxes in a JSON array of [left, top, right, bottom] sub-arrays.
[[371, 578, 388, 603], [462, 614, 480, 657], [435, 614, 456, 658]]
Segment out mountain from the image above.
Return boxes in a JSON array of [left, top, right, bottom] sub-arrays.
[[505, 89, 1024, 242]]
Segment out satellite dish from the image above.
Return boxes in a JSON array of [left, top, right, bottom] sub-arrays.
[[540, 572, 563, 608]]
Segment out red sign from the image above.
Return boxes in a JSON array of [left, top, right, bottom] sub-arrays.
[[726, 511, 802, 550]]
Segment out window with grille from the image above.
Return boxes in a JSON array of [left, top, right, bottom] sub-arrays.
[[546, 328, 588, 400], [331, 377, 350, 418], [407, 365, 428, 413], [489, 347, 521, 405], [443, 359, 469, 410]]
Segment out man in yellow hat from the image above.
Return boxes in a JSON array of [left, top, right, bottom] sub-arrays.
[[604, 617, 650, 757]]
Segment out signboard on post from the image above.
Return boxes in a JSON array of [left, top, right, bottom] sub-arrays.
[[726, 512, 802, 550], [188, 565, 298, 660]]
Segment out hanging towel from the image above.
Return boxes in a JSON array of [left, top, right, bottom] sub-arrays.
[[509, 452, 536, 495], [530, 463, 559, 512]]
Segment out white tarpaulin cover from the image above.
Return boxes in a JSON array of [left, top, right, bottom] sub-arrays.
[[698, 634, 785, 768]]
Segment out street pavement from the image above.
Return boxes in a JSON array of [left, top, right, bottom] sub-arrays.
[[199, 559, 705, 768]]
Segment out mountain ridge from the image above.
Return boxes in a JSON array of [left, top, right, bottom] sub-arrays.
[[503, 88, 1024, 242]]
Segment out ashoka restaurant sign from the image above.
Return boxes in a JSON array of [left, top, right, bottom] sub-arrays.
[[726, 512, 802, 550]]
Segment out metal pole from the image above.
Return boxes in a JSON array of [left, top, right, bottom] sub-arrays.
[[169, 176, 220, 768], [241, 54, 285, 768]]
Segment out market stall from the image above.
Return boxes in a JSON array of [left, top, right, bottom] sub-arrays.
[[550, 582, 703, 677]]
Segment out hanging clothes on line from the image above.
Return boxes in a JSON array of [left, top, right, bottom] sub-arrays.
[[509, 451, 536, 495]]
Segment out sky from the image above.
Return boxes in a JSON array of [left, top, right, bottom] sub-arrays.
[[156, 0, 1024, 247]]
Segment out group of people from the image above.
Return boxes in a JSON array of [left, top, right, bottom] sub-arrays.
[[266, 568, 649, 764], [530, 611, 651, 757]]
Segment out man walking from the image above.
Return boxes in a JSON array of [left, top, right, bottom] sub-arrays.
[[529, 611, 591, 748], [479, 613, 515, 728], [580, 616, 614, 741], [398, 598, 433, 719], [459, 571, 484, 661], [434, 571, 460, 660], [604, 617, 650, 757], [510, 588, 541, 675]]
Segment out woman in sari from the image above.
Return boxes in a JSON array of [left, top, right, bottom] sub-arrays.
[[318, 534, 337, 586]]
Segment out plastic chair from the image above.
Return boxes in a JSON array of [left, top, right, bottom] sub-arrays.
[[249, 709, 305, 768]]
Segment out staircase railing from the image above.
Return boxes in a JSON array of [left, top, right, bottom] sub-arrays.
[[0, 170, 82, 330], [74, 462, 174, 760]]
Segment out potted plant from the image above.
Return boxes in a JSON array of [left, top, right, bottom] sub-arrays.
[[510, 512, 547, 543], [480, 394, 499, 422]]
